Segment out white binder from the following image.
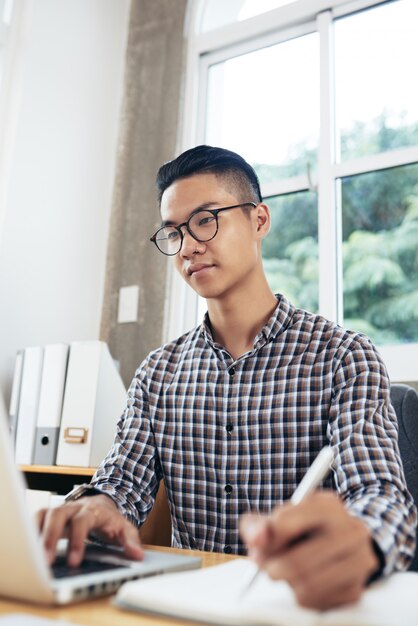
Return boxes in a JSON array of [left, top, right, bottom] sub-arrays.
[[15, 346, 44, 465], [33, 343, 69, 466], [9, 350, 24, 444], [56, 341, 126, 467]]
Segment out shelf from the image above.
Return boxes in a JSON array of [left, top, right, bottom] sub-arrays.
[[20, 465, 96, 476], [20, 465, 97, 494]]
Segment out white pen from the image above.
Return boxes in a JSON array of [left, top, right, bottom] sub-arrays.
[[241, 446, 335, 596]]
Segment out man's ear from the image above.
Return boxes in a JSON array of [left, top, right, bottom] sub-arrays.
[[254, 203, 271, 239]]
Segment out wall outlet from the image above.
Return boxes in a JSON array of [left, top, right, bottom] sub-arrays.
[[118, 285, 139, 323]]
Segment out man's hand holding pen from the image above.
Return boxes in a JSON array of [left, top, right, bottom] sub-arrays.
[[240, 491, 380, 610]]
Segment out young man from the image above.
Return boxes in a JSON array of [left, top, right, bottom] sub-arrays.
[[39, 146, 416, 610]]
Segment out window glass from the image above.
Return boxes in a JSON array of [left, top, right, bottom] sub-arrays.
[[200, 0, 295, 33], [263, 191, 318, 312], [239, 0, 296, 20], [205, 32, 319, 185], [335, 0, 418, 161], [342, 163, 418, 344]]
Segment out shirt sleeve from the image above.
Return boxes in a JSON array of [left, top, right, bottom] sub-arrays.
[[87, 359, 162, 527], [328, 334, 417, 575]]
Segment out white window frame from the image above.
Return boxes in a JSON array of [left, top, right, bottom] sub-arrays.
[[164, 0, 418, 382]]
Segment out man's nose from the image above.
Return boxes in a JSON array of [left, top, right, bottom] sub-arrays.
[[180, 228, 203, 257]]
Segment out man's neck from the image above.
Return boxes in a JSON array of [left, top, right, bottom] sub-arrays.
[[206, 281, 278, 360]]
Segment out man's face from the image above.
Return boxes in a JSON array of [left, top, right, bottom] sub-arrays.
[[159, 173, 265, 301]]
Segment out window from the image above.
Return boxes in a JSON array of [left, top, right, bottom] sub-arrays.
[[204, 28, 320, 314], [205, 32, 319, 182], [264, 190, 318, 313], [335, 1, 418, 161], [172, 0, 418, 381], [342, 163, 418, 346], [199, 0, 296, 33]]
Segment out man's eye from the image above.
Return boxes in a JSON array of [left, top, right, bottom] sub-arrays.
[[166, 230, 180, 241], [197, 216, 215, 227]]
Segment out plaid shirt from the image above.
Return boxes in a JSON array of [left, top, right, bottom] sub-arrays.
[[91, 294, 416, 573]]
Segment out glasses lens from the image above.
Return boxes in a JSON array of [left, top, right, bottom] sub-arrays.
[[188, 210, 218, 242], [154, 226, 181, 255]]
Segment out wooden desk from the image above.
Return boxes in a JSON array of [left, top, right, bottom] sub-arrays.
[[0, 546, 238, 626]]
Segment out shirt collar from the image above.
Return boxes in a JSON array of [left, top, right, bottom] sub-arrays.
[[200, 293, 295, 350]]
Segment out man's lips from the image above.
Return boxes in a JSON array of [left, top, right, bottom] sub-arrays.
[[186, 263, 215, 277]]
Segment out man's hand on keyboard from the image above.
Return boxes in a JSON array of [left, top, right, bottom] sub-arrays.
[[37, 495, 144, 567]]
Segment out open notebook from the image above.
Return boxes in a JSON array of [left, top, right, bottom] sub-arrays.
[[115, 558, 418, 626]]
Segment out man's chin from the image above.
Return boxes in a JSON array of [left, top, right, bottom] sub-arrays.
[[190, 284, 223, 300]]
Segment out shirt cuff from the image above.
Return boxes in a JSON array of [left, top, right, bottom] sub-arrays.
[[367, 539, 386, 584], [65, 483, 104, 501]]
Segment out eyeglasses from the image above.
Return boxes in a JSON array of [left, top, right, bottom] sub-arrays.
[[150, 202, 257, 256]]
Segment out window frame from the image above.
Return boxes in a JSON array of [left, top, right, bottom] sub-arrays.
[[165, 0, 418, 382]]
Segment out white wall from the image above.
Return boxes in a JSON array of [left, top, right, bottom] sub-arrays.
[[0, 0, 130, 402]]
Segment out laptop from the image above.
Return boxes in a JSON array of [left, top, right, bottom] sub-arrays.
[[0, 394, 201, 605]]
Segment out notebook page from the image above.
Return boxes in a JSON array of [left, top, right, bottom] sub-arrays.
[[115, 559, 418, 626], [319, 570, 418, 626], [116, 559, 319, 626]]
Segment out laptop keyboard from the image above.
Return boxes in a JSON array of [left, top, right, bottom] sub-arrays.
[[51, 555, 122, 579]]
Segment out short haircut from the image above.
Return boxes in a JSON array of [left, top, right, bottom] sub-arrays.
[[156, 145, 262, 205]]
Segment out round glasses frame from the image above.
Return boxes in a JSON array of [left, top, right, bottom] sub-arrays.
[[150, 202, 257, 256]]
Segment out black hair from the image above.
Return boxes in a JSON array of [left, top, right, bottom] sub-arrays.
[[156, 145, 262, 205]]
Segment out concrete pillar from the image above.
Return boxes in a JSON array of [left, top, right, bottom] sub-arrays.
[[100, 0, 188, 386]]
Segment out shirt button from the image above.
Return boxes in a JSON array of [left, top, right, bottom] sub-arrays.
[[223, 545, 232, 554], [226, 424, 233, 433], [228, 367, 235, 376], [224, 483, 233, 495]]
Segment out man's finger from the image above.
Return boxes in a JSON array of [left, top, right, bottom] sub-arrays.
[[262, 515, 373, 580], [264, 492, 345, 554], [240, 513, 272, 558], [36, 507, 48, 532], [41, 504, 82, 565], [66, 505, 101, 567], [117, 523, 144, 560]]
